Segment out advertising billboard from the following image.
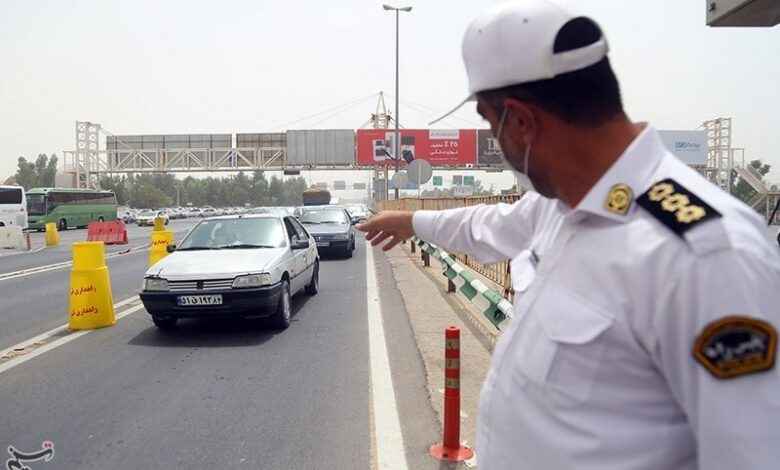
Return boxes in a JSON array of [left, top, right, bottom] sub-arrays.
[[477, 129, 504, 165], [658, 130, 708, 165], [287, 130, 355, 166], [356, 129, 477, 166]]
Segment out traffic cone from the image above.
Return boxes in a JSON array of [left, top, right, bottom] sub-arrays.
[[150, 230, 174, 267], [45, 223, 60, 247], [68, 241, 116, 330]]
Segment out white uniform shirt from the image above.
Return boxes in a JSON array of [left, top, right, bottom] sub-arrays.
[[412, 125, 780, 469]]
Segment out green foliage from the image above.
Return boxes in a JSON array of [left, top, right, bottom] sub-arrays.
[[14, 154, 58, 189], [104, 171, 311, 208]]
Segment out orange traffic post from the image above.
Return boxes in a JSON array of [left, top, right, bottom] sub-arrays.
[[430, 326, 474, 462]]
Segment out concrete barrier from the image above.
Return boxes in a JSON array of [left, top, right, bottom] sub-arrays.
[[0, 226, 25, 250]]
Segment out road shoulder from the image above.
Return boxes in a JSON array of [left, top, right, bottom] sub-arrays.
[[380, 242, 497, 467]]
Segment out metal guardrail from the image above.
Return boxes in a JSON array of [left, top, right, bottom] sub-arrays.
[[377, 194, 523, 298]]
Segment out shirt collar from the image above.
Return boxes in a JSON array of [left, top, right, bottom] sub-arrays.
[[566, 123, 666, 224]]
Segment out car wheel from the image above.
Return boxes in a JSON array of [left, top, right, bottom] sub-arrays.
[[152, 316, 177, 329], [58, 218, 67, 231], [351, 237, 356, 251], [165, 219, 169, 225], [344, 242, 353, 258], [305, 261, 319, 296], [271, 280, 292, 329], [98, 216, 105, 222], [776, 231, 780, 248]]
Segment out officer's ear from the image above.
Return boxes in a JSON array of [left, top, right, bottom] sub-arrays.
[[504, 98, 539, 145]]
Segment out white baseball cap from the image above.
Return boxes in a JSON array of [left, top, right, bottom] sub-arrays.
[[430, 0, 609, 124]]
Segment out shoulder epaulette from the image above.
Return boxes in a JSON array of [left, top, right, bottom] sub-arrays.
[[636, 178, 721, 237]]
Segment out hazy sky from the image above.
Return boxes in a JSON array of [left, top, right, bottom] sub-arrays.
[[1, 0, 778, 187]]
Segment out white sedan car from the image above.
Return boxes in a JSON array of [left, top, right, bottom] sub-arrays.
[[139, 214, 319, 329], [136, 210, 170, 226]]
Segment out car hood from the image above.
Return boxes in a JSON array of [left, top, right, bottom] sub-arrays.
[[145, 248, 287, 279], [302, 223, 351, 235]]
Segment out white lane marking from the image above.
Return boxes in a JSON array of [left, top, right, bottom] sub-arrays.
[[0, 296, 144, 375], [0, 244, 149, 282], [366, 243, 409, 470]]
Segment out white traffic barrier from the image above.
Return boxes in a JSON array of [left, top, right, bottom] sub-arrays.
[[0, 226, 26, 250]]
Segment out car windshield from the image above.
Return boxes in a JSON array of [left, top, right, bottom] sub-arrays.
[[264, 207, 291, 215], [26, 194, 46, 216], [139, 211, 157, 217], [300, 209, 348, 225], [178, 217, 286, 250]]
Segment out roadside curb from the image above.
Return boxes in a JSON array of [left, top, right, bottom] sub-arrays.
[[413, 237, 512, 331]]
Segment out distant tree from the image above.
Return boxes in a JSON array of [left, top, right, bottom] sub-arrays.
[[100, 175, 128, 205], [268, 176, 284, 205], [14, 157, 37, 189], [13, 154, 58, 189], [250, 171, 270, 206], [132, 183, 172, 209]]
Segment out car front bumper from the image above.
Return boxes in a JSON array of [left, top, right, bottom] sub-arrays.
[[140, 282, 283, 319], [315, 239, 351, 252]]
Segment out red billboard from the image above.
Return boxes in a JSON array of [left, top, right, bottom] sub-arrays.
[[356, 129, 477, 166]]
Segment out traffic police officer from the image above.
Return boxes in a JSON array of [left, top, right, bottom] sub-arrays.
[[358, 1, 780, 468]]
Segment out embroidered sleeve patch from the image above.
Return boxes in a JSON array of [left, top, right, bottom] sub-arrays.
[[693, 316, 777, 379], [637, 178, 721, 237]]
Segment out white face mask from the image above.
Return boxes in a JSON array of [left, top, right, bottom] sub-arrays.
[[496, 107, 536, 193]]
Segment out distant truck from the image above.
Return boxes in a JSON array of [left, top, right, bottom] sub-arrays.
[[302, 187, 331, 206]]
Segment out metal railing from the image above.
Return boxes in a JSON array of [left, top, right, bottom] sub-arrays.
[[378, 194, 523, 298]]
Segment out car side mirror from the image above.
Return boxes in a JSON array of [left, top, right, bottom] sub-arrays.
[[291, 239, 309, 250], [166, 244, 177, 253], [350, 217, 358, 225]]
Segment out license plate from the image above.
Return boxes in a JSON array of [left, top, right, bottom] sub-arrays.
[[316, 242, 329, 247], [177, 295, 223, 306]]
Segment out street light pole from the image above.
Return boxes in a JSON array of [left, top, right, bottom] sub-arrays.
[[383, 4, 412, 201], [394, 8, 400, 201]]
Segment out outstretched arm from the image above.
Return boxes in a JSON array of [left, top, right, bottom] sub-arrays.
[[357, 193, 540, 263]]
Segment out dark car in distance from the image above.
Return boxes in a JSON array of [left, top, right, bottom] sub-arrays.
[[299, 207, 356, 258]]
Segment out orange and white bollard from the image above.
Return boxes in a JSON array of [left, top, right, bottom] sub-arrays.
[[430, 326, 474, 462]]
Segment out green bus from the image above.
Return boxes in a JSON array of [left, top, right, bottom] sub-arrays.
[[26, 188, 118, 231]]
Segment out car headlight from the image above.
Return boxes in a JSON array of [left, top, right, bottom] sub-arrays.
[[232, 273, 272, 289], [144, 278, 169, 292], [333, 232, 351, 240]]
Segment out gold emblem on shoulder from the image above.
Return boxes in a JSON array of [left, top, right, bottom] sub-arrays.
[[637, 178, 721, 236], [605, 184, 633, 215], [648, 182, 674, 201], [675, 205, 707, 224], [647, 182, 706, 224]]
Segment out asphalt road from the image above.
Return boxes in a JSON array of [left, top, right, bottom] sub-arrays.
[[0, 219, 196, 275], [0, 222, 442, 470]]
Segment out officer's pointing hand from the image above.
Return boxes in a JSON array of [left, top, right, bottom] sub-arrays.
[[356, 211, 415, 251]]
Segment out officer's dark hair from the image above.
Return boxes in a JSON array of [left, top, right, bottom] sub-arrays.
[[480, 17, 624, 127]]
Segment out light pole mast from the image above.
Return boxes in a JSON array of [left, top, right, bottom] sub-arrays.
[[383, 4, 412, 200]]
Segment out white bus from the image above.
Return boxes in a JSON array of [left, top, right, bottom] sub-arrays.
[[0, 185, 27, 229]]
